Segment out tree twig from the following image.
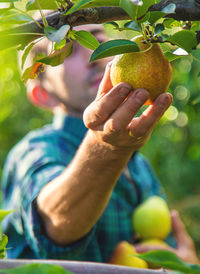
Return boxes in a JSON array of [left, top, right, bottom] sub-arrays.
[[1, 0, 200, 50]]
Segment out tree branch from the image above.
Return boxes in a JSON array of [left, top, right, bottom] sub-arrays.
[[150, 0, 200, 21], [1, 0, 200, 50]]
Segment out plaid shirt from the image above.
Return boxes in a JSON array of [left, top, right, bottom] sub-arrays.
[[1, 113, 174, 261]]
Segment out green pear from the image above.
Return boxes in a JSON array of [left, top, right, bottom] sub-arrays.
[[132, 196, 171, 240]]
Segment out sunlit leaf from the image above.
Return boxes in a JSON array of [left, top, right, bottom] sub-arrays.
[[120, 0, 161, 20], [0, 10, 31, 24], [22, 62, 45, 83], [66, 0, 120, 15], [148, 11, 165, 24], [105, 22, 119, 28], [119, 0, 138, 19], [73, 30, 100, 50], [137, 250, 199, 273], [136, 0, 161, 18], [37, 41, 73, 66], [0, 263, 74, 274], [123, 20, 140, 31], [0, 234, 8, 251], [21, 42, 36, 70], [0, 234, 8, 259], [26, 0, 57, 10], [162, 3, 176, 14], [167, 30, 197, 53], [90, 39, 139, 61], [54, 39, 66, 50], [0, 209, 15, 223], [164, 51, 184, 62], [0, 0, 18, 2], [44, 25, 70, 44]]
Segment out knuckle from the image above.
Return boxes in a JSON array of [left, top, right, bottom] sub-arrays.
[[104, 118, 121, 134], [114, 83, 132, 99], [83, 103, 108, 129], [136, 128, 146, 137]]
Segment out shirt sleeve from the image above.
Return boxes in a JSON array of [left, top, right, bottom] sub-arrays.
[[2, 132, 97, 259]]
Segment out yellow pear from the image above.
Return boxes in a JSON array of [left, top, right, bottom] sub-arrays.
[[108, 241, 148, 269], [110, 35, 172, 104], [139, 238, 170, 269], [140, 238, 169, 248], [132, 196, 171, 240]]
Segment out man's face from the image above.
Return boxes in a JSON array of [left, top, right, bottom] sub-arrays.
[[54, 24, 112, 115]]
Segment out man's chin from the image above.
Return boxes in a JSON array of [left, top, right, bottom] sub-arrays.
[[88, 86, 99, 99]]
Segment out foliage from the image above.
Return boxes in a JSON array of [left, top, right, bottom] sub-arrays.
[[137, 250, 200, 273], [0, 49, 52, 182], [0, 263, 73, 274], [0, 210, 14, 258], [0, 0, 200, 267], [0, 0, 200, 82]]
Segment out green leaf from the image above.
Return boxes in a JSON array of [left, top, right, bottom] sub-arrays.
[[190, 48, 200, 62], [0, 0, 18, 2], [21, 42, 36, 70], [90, 39, 140, 62], [44, 25, 70, 44], [0, 234, 8, 259], [105, 22, 119, 28], [66, 0, 120, 15], [22, 62, 45, 83], [138, 11, 150, 23], [0, 234, 8, 251], [163, 18, 176, 28], [73, 30, 100, 50], [148, 11, 165, 24], [38, 41, 73, 66], [162, 3, 176, 14], [137, 0, 161, 18], [164, 51, 184, 62], [137, 250, 199, 273], [119, 0, 138, 20], [123, 20, 140, 32], [26, 0, 58, 10], [54, 39, 66, 50], [0, 10, 31, 24], [154, 23, 164, 35], [120, 0, 162, 20], [0, 263, 74, 274], [168, 30, 197, 53], [0, 209, 15, 223]]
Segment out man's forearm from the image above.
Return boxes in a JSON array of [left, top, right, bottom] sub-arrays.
[[37, 130, 133, 245]]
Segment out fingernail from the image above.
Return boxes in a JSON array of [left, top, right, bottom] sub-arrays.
[[135, 89, 148, 103], [159, 94, 170, 106], [119, 85, 132, 98]]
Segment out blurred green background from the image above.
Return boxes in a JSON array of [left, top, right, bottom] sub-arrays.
[[0, 41, 200, 256]]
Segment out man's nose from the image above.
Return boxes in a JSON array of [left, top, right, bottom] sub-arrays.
[[82, 47, 99, 67]]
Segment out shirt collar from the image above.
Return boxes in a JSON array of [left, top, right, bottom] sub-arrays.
[[52, 112, 88, 144]]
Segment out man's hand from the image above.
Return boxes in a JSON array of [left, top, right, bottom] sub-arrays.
[[135, 210, 200, 265], [84, 63, 173, 152]]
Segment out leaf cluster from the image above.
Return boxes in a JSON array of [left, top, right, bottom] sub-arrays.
[[0, 210, 15, 259], [137, 250, 200, 274], [0, 0, 200, 82]]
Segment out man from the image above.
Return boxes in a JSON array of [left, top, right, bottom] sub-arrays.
[[1, 24, 199, 264]]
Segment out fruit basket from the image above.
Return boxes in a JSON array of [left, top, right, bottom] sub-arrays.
[[0, 259, 168, 274]]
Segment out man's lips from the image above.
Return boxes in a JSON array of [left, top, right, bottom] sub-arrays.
[[89, 74, 104, 87]]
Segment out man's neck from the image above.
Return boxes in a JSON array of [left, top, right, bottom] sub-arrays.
[[53, 105, 83, 119]]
